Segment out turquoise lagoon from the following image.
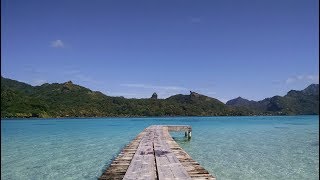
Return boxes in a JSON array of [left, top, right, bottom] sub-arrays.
[[1, 116, 319, 180]]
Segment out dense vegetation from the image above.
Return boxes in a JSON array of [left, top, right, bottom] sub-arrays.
[[226, 84, 319, 115], [1, 76, 319, 118]]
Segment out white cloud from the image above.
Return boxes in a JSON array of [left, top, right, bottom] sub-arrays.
[[120, 83, 187, 91], [217, 98, 229, 103], [285, 77, 295, 84], [119, 83, 189, 99], [119, 84, 220, 99], [205, 91, 217, 95], [51, 40, 64, 48], [64, 70, 81, 75], [190, 17, 201, 23], [62, 70, 102, 85], [74, 74, 102, 84], [297, 75, 304, 80], [30, 79, 47, 86], [23, 67, 44, 74], [306, 75, 317, 80], [285, 74, 319, 84], [108, 92, 140, 97]]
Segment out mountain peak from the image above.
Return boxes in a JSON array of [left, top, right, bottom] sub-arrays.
[[190, 91, 201, 97], [151, 92, 158, 99], [64, 81, 73, 84], [226, 96, 255, 106], [235, 96, 244, 100], [302, 84, 319, 95], [1, 77, 319, 118]]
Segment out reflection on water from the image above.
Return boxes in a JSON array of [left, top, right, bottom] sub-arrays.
[[311, 141, 319, 146], [274, 126, 289, 129], [1, 116, 319, 180], [285, 122, 309, 125], [32, 124, 56, 126]]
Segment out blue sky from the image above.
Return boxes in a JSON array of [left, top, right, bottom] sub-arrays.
[[1, 0, 319, 102]]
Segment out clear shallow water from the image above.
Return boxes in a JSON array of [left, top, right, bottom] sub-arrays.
[[1, 116, 319, 180]]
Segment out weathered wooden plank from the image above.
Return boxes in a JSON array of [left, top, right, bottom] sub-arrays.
[[167, 125, 192, 132], [164, 126, 216, 180], [99, 125, 215, 180], [123, 129, 157, 180], [154, 126, 192, 180], [99, 129, 148, 180]]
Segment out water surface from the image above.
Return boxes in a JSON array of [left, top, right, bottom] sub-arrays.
[[1, 116, 319, 180]]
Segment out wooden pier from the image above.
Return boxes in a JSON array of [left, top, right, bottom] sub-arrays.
[[99, 125, 215, 180]]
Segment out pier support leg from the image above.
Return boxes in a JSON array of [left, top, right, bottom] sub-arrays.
[[187, 131, 191, 139], [185, 132, 187, 137]]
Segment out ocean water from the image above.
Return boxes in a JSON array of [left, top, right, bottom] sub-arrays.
[[1, 116, 319, 180]]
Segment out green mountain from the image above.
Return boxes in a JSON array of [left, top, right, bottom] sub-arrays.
[[1, 76, 319, 118], [1, 77, 231, 118], [226, 84, 319, 115]]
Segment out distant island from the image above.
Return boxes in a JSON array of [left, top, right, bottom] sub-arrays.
[[1, 76, 319, 118]]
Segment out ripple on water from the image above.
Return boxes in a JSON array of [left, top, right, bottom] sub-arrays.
[[311, 141, 319, 147], [1, 116, 319, 180], [274, 126, 289, 129], [284, 122, 309, 125]]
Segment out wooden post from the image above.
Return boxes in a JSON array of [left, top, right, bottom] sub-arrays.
[[185, 132, 187, 137], [99, 125, 216, 180], [187, 131, 191, 139]]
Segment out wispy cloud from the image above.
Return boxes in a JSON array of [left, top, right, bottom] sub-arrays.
[[62, 70, 102, 85], [285, 74, 319, 84], [217, 98, 229, 103], [21, 68, 49, 85], [285, 77, 295, 84], [63, 70, 81, 75], [120, 83, 187, 91], [74, 74, 102, 84], [119, 84, 220, 99], [51, 40, 64, 48], [190, 17, 201, 23], [28, 79, 47, 86], [107, 92, 140, 97], [205, 91, 217, 95]]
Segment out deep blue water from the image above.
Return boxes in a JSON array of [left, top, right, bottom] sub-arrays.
[[1, 116, 319, 180]]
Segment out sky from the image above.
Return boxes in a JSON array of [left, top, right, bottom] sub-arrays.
[[1, 0, 319, 102]]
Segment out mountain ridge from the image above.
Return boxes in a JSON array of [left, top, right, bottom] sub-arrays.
[[226, 84, 319, 115], [1, 77, 319, 118]]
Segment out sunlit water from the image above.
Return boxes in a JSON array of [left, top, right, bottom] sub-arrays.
[[1, 116, 319, 180]]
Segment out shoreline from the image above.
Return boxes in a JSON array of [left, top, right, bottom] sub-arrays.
[[1, 114, 318, 120]]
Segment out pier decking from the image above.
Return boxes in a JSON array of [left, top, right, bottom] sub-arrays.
[[99, 125, 215, 180]]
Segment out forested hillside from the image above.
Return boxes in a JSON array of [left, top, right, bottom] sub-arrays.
[[1, 77, 319, 118]]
